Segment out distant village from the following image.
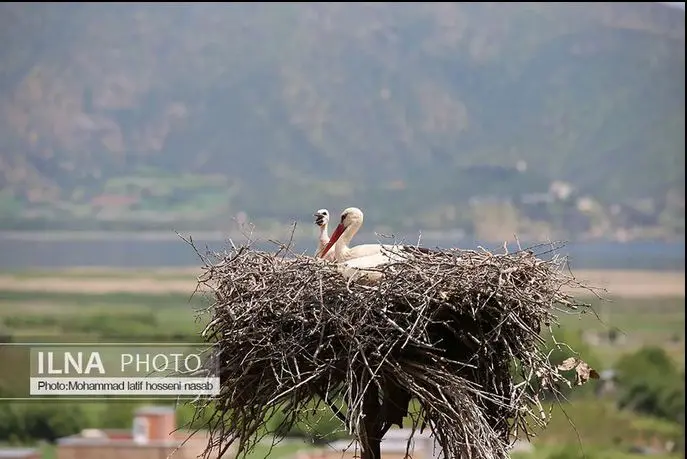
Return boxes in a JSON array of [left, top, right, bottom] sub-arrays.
[[2, 162, 683, 243], [465, 176, 684, 243]]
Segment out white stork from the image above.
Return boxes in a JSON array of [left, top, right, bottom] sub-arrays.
[[317, 207, 432, 282], [313, 209, 337, 262], [317, 207, 387, 262]]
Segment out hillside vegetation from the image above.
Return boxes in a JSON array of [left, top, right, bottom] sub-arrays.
[[0, 3, 684, 239]]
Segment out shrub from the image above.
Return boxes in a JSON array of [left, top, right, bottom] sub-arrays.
[[0, 403, 92, 444], [614, 346, 685, 424]]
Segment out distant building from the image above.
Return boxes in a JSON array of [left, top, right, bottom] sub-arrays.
[[56, 405, 226, 459], [0, 448, 40, 459], [576, 196, 598, 213], [549, 181, 575, 201]]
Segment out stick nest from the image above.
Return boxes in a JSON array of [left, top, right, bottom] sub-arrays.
[[192, 239, 598, 459]]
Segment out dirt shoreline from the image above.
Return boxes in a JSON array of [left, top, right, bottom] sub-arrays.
[[0, 268, 683, 298]]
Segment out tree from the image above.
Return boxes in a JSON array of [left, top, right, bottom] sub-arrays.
[[614, 346, 685, 424]]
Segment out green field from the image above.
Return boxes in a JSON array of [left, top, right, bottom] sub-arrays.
[[0, 290, 209, 341], [555, 296, 685, 366]]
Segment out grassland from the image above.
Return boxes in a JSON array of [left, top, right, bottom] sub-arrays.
[[0, 267, 683, 459], [0, 290, 207, 341], [0, 267, 682, 297]]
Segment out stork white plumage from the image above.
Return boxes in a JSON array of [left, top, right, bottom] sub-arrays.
[[313, 209, 337, 261], [317, 207, 390, 262], [317, 207, 424, 283]]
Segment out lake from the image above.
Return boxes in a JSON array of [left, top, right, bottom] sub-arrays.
[[0, 232, 683, 271]]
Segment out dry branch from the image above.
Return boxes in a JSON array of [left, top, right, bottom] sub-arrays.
[[190, 238, 599, 459]]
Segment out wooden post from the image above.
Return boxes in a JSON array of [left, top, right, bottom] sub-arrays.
[[361, 381, 382, 459]]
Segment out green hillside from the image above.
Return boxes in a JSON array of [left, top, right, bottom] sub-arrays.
[[0, 3, 684, 239]]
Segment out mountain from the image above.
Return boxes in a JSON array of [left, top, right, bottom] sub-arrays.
[[0, 3, 684, 239]]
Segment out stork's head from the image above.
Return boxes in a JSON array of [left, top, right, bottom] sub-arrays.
[[313, 209, 329, 228], [338, 207, 364, 228], [318, 207, 364, 258]]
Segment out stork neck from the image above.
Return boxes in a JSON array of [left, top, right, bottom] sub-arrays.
[[334, 220, 361, 260], [318, 224, 329, 245]]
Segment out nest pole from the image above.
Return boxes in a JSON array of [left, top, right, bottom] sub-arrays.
[[361, 381, 382, 459]]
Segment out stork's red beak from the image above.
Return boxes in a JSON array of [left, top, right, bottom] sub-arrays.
[[318, 223, 345, 258]]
